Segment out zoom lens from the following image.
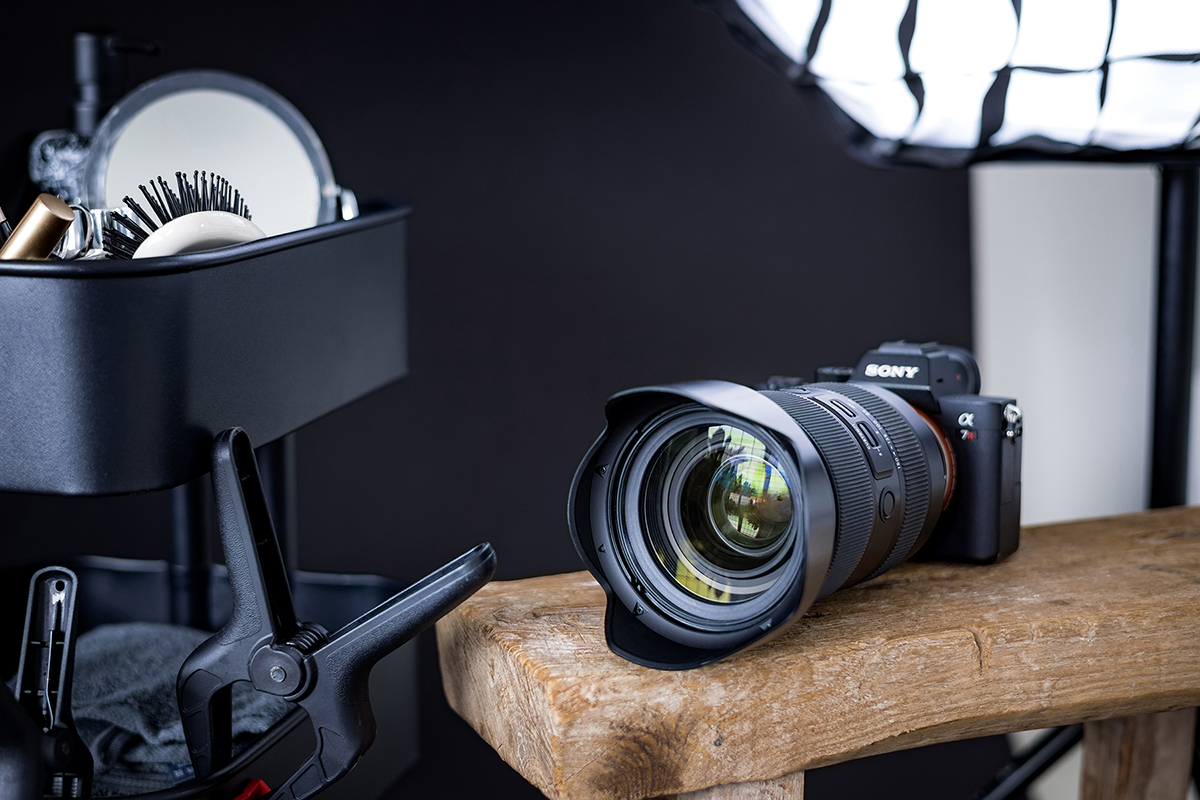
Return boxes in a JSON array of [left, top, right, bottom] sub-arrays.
[[641, 423, 796, 605], [569, 378, 952, 669]]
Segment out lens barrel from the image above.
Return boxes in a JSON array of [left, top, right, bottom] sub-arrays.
[[766, 383, 947, 592], [568, 379, 950, 669]]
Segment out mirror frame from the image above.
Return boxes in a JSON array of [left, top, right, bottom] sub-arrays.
[[84, 69, 338, 227]]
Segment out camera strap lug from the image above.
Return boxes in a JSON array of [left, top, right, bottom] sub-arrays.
[[1004, 403, 1023, 440]]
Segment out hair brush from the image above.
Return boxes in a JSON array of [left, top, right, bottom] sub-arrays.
[[102, 171, 265, 259]]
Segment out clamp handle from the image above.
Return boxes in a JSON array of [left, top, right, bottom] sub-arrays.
[[177, 428, 304, 778], [177, 427, 498, 793], [214, 427, 303, 647], [14, 566, 93, 798], [272, 544, 496, 800]]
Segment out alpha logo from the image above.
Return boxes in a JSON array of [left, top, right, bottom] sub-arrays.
[[864, 363, 920, 380]]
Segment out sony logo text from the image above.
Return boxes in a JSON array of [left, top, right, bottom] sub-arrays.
[[864, 364, 920, 379]]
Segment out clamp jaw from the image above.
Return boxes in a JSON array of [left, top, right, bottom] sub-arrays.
[[177, 428, 496, 799]]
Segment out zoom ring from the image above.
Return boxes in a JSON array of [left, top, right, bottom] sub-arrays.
[[761, 390, 874, 594], [822, 383, 931, 580]]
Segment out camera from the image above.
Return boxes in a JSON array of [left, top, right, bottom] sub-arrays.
[[567, 341, 1022, 670]]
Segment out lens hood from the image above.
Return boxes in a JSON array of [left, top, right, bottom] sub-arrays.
[[567, 381, 836, 669]]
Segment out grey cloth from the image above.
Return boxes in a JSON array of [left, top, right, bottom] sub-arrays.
[[72, 623, 291, 796]]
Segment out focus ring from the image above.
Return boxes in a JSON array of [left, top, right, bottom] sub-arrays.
[[761, 390, 874, 594], [822, 383, 931, 579]]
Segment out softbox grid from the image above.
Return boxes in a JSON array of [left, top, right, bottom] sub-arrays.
[[701, 0, 1200, 167]]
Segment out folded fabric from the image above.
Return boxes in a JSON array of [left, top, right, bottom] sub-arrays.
[[72, 622, 291, 796]]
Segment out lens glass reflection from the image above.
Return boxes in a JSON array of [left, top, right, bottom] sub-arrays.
[[708, 454, 792, 548], [641, 424, 796, 604]]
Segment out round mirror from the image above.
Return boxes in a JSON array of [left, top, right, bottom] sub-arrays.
[[85, 70, 337, 237]]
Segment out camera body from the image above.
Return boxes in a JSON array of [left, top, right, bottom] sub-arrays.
[[839, 340, 1022, 564], [568, 340, 1022, 670]]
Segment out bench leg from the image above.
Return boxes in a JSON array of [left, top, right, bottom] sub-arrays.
[[1081, 708, 1196, 800], [665, 770, 804, 799]]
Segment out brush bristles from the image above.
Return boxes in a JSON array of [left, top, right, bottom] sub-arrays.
[[101, 171, 252, 259]]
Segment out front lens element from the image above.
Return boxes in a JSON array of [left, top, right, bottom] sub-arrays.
[[640, 423, 797, 605], [707, 455, 793, 549]]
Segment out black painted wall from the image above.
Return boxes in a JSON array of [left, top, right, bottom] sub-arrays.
[[0, 2, 1000, 798]]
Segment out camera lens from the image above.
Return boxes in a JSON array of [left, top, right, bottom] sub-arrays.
[[570, 378, 951, 666], [639, 423, 796, 605]]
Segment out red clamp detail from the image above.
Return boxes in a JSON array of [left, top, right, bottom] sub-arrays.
[[233, 778, 271, 800]]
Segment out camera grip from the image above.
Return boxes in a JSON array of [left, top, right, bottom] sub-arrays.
[[920, 394, 1021, 563]]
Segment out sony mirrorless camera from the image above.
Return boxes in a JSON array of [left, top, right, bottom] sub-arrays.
[[567, 341, 1022, 669]]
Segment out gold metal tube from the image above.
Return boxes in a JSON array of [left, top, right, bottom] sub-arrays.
[[0, 194, 76, 261]]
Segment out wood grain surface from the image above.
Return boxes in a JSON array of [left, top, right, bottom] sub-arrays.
[[663, 771, 804, 800], [436, 507, 1200, 800], [1081, 708, 1196, 800]]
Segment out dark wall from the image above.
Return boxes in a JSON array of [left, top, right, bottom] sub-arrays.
[[0, 2, 985, 798]]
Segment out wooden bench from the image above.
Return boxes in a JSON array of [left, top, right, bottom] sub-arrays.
[[436, 507, 1200, 799]]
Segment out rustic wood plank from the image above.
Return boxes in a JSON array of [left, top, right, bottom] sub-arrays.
[[1081, 708, 1196, 800], [665, 771, 804, 799], [437, 507, 1200, 800]]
